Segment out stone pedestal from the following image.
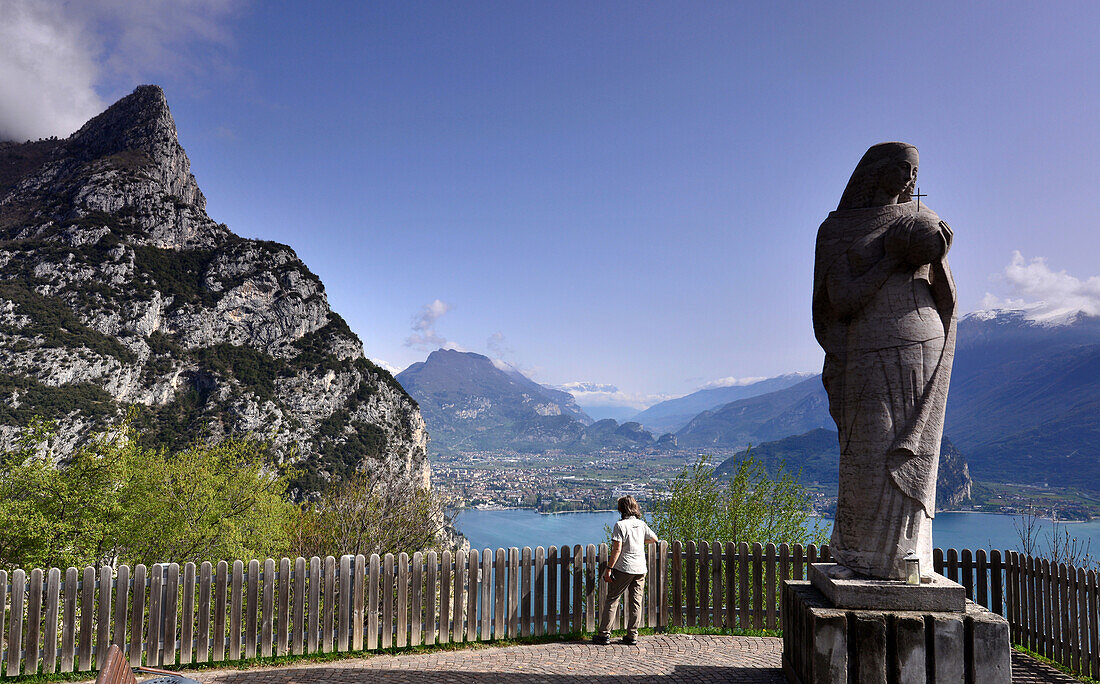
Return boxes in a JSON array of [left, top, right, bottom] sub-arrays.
[[809, 563, 966, 612], [781, 580, 1011, 684]]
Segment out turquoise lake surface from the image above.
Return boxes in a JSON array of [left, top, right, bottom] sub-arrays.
[[455, 508, 1100, 558]]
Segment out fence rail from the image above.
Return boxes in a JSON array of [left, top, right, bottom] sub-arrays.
[[0, 543, 1096, 678]]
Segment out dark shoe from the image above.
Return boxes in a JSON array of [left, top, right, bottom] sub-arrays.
[[592, 634, 610, 645], [622, 634, 637, 645]]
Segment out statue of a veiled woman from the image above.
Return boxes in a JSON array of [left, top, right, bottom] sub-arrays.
[[812, 142, 956, 580]]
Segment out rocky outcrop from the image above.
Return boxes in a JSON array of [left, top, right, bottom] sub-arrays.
[[937, 437, 973, 509], [0, 86, 428, 496]]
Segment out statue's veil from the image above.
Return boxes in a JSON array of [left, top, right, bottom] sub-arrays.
[[837, 142, 916, 210]]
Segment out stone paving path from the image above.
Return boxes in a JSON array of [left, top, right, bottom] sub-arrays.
[[79, 634, 1081, 683]]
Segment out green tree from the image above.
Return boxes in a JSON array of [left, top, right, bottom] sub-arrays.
[[116, 433, 295, 566], [0, 417, 295, 570], [287, 469, 452, 559], [651, 452, 828, 547]]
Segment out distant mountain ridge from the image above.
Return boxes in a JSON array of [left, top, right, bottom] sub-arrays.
[[632, 373, 812, 434], [397, 349, 673, 454], [674, 376, 831, 448], [674, 309, 1100, 493], [713, 428, 973, 510]]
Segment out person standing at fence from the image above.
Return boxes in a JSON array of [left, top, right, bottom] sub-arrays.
[[593, 495, 658, 645]]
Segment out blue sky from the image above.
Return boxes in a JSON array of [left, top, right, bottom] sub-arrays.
[[2, 1, 1098, 409]]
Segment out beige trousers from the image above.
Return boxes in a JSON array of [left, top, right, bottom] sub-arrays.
[[597, 569, 645, 637]]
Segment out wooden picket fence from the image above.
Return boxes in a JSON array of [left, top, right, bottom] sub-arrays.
[[0, 543, 1096, 678]]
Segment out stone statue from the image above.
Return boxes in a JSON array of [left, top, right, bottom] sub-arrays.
[[812, 142, 956, 580]]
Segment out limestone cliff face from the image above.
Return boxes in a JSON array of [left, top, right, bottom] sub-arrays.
[[0, 85, 428, 496]]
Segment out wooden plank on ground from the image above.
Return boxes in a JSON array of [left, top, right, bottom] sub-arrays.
[[508, 548, 520, 638], [44, 566, 62, 673], [98, 566, 115, 670], [1088, 569, 1099, 679], [351, 555, 364, 652], [738, 542, 750, 630], [976, 549, 988, 609], [572, 545, 583, 634], [410, 552, 423, 647], [397, 552, 409, 648], [658, 541, 670, 629], [79, 565, 96, 670], [425, 551, 437, 646], [546, 546, 557, 636], [228, 561, 243, 662], [65, 566, 82, 671], [308, 557, 321, 654], [439, 550, 451, 645], [685, 541, 696, 627], [181, 563, 196, 665], [672, 541, 682, 628], [962, 549, 974, 601], [520, 547, 532, 637], [752, 543, 764, 630], [481, 549, 493, 641], [196, 562, 211, 663], [1074, 567, 1085, 673], [0, 571, 7, 676], [212, 562, 227, 663], [724, 541, 736, 630], [697, 541, 709, 628], [25, 568, 42, 675], [163, 563, 180, 666], [586, 544, 597, 633], [280, 557, 293, 655], [367, 553, 380, 651], [534, 547, 545, 637], [452, 549, 466, 643], [710, 541, 721, 628], [245, 560, 259, 659], [323, 556, 336, 653], [336, 555, 350, 652], [766, 543, 777, 630], [559, 545, 570, 633], [7, 569, 25, 677], [293, 557, 307, 655], [382, 553, 395, 649], [466, 548, 479, 641], [261, 559, 274, 657]]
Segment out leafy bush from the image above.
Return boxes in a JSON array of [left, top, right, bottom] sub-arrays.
[[651, 452, 827, 547]]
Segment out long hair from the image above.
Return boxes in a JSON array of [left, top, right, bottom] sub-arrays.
[[617, 495, 642, 520], [837, 142, 917, 210]]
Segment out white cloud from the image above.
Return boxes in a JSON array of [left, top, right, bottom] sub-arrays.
[[486, 331, 512, 358], [697, 375, 769, 390], [0, 0, 241, 141], [369, 358, 404, 375], [980, 252, 1100, 324], [553, 382, 675, 411], [404, 299, 463, 350]]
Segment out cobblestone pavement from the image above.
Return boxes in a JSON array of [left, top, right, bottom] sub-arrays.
[[1010, 649, 1088, 683], [159, 635, 781, 683], [80, 635, 1080, 683]]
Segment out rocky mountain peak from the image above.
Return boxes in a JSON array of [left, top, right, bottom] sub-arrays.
[[67, 85, 205, 212], [0, 86, 428, 497]]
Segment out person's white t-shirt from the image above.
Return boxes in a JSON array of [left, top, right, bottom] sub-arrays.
[[611, 517, 658, 574]]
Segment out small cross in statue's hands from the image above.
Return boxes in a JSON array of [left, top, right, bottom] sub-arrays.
[[912, 187, 927, 211]]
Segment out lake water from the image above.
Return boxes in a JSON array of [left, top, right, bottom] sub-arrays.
[[455, 509, 1100, 558]]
